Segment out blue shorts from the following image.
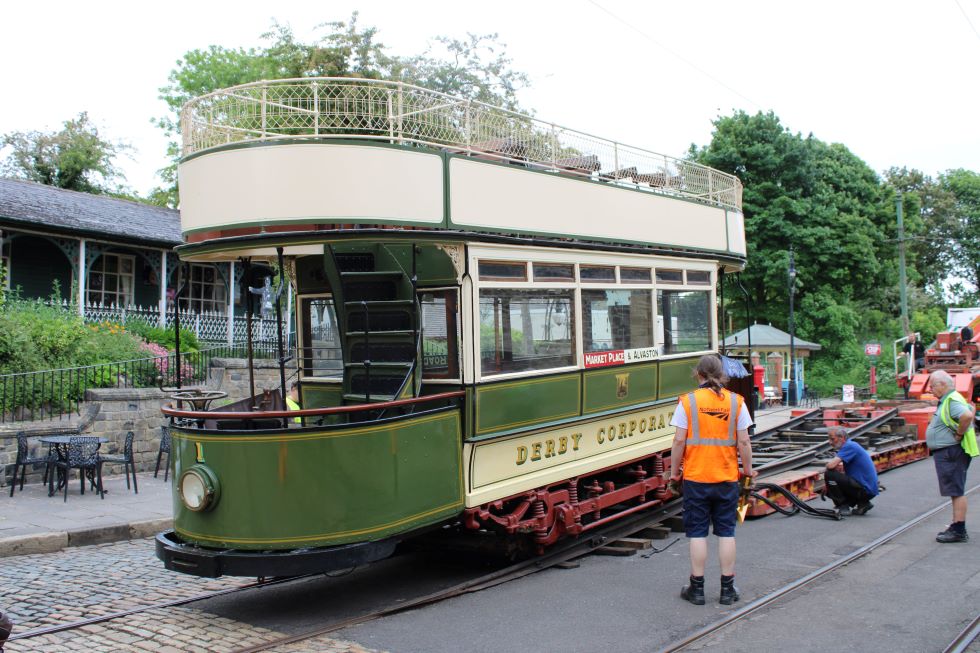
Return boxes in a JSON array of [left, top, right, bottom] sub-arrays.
[[682, 480, 740, 537], [933, 445, 972, 497]]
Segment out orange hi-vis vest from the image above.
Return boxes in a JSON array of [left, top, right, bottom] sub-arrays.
[[680, 388, 742, 483]]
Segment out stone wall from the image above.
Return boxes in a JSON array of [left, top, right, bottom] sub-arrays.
[[1, 358, 298, 489]]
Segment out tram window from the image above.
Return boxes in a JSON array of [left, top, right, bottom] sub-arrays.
[[686, 270, 712, 285], [419, 289, 460, 379], [582, 290, 653, 352], [657, 290, 710, 354], [620, 267, 652, 284], [479, 261, 528, 281], [580, 266, 616, 282], [479, 289, 575, 375], [300, 297, 343, 377], [533, 263, 574, 281], [655, 269, 683, 284]]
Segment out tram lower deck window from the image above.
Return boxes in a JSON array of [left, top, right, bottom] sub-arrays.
[[479, 289, 575, 375], [657, 290, 710, 354], [582, 289, 653, 352]]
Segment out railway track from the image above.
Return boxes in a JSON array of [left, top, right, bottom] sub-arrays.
[[659, 482, 980, 653]]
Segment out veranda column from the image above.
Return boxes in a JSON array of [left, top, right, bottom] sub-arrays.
[[227, 260, 235, 345], [159, 250, 168, 326], [77, 238, 86, 316]]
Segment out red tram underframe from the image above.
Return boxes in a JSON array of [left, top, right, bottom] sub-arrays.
[[463, 454, 673, 551]]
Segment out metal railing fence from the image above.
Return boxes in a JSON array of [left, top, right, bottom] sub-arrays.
[[181, 78, 743, 212], [0, 343, 280, 423]]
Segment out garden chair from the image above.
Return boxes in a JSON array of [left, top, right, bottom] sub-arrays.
[[99, 431, 138, 494], [50, 436, 105, 502], [155, 425, 171, 482], [9, 432, 54, 497]]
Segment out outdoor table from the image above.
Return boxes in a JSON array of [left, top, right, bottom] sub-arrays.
[[168, 390, 227, 412], [39, 435, 109, 497]]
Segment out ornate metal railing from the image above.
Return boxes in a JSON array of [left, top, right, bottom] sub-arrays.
[[181, 78, 743, 212], [0, 344, 279, 423]]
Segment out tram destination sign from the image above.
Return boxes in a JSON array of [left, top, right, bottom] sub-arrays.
[[584, 347, 658, 368]]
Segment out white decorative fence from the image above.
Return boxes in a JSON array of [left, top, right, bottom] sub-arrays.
[[49, 300, 292, 346]]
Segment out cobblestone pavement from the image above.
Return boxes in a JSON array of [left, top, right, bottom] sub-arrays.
[[2, 538, 384, 653]]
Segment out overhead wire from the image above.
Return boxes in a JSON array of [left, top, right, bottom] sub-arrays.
[[584, 0, 762, 111], [954, 0, 980, 46]]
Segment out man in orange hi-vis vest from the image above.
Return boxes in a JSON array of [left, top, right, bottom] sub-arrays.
[[669, 354, 756, 606]]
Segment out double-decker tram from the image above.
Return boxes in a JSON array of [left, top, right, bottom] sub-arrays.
[[155, 78, 747, 577]]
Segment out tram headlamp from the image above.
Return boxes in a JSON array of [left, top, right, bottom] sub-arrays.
[[178, 465, 220, 512]]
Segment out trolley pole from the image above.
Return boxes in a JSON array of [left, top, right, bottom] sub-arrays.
[[896, 194, 909, 334]]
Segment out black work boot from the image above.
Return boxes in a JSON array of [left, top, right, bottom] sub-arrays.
[[937, 523, 969, 543], [681, 575, 705, 605], [719, 575, 740, 605]]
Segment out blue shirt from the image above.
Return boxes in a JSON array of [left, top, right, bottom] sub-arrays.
[[837, 439, 879, 497]]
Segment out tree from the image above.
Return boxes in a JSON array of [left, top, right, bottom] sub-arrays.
[[938, 169, 980, 299], [152, 13, 529, 206], [690, 111, 891, 360], [0, 112, 128, 194]]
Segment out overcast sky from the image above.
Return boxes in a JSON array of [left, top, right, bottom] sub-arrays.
[[3, 0, 979, 196]]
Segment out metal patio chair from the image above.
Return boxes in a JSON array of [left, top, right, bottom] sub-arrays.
[[49, 436, 105, 502], [155, 425, 171, 482], [99, 431, 138, 494], [9, 432, 53, 497]]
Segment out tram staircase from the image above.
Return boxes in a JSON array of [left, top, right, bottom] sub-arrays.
[[325, 243, 421, 421]]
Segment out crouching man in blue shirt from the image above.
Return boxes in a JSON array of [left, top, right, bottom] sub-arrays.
[[824, 426, 879, 516]]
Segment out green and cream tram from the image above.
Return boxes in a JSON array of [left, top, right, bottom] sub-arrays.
[[156, 78, 747, 577]]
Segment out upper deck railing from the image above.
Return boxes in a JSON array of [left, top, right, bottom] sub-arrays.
[[181, 78, 743, 212]]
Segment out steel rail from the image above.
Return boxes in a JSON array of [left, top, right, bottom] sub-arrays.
[[659, 482, 980, 653], [7, 576, 308, 642], [943, 613, 980, 653], [227, 500, 687, 653]]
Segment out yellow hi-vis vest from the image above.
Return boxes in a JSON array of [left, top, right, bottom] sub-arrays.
[[940, 391, 978, 457], [285, 396, 302, 424], [679, 388, 742, 483]]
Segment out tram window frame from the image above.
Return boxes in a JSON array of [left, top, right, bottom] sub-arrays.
[[656, 289, 711, 355], [532, 263, 575, 282], [580, 265, 616, 283], [419, 287, 461, 381], [581, 289, 654, 353], [620, 267, 652, 284], [655, 268, 684, 284], [685, 270, 712, 285], [298, 294, 343, 379], [478, 288, 577, 377], [479, 260, 528, 282]]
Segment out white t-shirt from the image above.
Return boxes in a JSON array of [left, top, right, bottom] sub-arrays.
[[670, 392, 754, 431]]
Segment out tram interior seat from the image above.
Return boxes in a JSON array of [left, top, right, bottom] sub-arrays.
[[602, 167, 638, 184], [553, 154, 601, 176]]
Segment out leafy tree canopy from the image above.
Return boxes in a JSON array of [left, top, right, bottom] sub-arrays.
[[151, 13, 529, 205], [0, 112, 129, 195], [691, 111, 889, 359]]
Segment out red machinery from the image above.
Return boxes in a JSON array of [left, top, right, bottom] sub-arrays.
[[904, 325, 980, 408]]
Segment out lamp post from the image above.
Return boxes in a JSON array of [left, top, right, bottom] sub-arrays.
[[787, 249, 798, 407]]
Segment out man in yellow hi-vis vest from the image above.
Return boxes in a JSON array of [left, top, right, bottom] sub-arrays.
[[285, 382, 302, 425], [926, 370, 977, 543], [670, 354, 756, 606]]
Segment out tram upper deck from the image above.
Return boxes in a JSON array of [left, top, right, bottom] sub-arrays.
[[176, 78, 745, 267]]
